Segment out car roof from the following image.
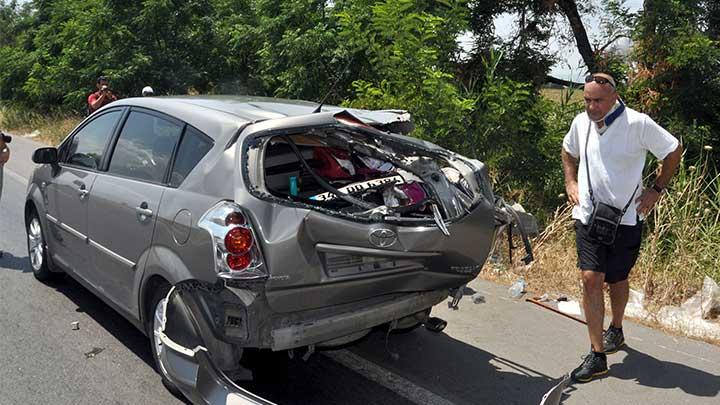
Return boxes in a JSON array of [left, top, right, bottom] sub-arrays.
[[106, 95, 409, 142]]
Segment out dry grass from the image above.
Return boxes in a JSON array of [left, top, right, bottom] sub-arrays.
[[0, 105, 82, 145], [541, 87, 584, 104], [481, 204, 583, 299]]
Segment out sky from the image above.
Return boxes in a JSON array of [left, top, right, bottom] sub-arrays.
[[492, 0, 644, 81]]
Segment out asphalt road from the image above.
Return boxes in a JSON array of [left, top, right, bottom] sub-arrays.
[[1, 135, 718, 405]]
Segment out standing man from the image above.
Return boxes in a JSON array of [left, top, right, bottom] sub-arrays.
[[561, 73, 682, 382], [0, 132, 11, 258], [88, 75, 118, 114]]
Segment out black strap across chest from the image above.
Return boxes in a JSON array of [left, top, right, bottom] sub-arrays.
[[583, 120, 639, 214]]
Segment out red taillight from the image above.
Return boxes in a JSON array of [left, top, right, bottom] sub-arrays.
[[199, 202, 267, 280], [225, 212, 246, 226], [227, 252, 252, 270], [224, 227, 253, 254]]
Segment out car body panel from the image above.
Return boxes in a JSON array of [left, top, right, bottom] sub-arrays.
[[87, 174, 165, 316], [261, 200, 495, 313], [44, 167, 97, 276]]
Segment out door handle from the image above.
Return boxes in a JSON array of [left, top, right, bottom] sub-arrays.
[[78, 185, 89, 200], [135, 203, 154, 219]]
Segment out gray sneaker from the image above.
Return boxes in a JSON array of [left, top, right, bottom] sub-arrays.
[[603, 326, 625, 354]]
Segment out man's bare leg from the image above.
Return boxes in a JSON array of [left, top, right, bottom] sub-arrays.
[[582, 270, 606, 352], [609, 279, 629, 329]]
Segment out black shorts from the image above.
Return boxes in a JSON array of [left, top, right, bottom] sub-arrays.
[[575, 219, 643, 284]]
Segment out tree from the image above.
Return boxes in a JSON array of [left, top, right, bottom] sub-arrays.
[[630, 0, 720, 154]]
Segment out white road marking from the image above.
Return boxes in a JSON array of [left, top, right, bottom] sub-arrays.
[[3, 166, 28, 185], [323, 350, 456, 405]]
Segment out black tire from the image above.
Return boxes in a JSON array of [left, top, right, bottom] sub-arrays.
[[146, 284, 185, 399], [26, 210, 59, 282]]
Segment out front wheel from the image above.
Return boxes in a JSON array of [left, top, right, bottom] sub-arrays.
[[26, 211, 57, 282]]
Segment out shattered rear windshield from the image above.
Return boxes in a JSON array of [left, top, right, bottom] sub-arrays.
[[245, 127, 489, 224]]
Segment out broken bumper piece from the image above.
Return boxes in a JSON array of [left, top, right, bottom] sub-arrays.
[[271, 289, 447, 351], [158, 287, 275, 405]]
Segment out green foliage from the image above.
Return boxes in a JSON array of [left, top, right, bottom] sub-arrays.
[[628, 0, 720, 158], [0, 0, 251, 111], [0, 0, 717, 234], [340, 0, 474, 145]]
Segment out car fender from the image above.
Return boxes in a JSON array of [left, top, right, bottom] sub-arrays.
[[24, 179, 59, 259], [137, 244, 215, 327]]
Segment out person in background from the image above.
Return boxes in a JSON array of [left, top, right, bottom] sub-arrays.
[[0, 131, 11, 258], [142, 86, 154, 97], [88, 75, 118, 114]]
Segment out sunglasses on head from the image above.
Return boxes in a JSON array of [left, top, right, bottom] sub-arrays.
[[585, 74, 616, 88]]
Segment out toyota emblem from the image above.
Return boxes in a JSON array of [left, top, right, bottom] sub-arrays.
[[369, 229, 397, 248]]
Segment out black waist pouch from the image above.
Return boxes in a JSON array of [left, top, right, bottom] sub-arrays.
[[588, 202, 623, 245]]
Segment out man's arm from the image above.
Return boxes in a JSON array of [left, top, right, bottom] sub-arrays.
[[562, 148, 580, 206], [636, 144, 683, 215], [89, 92, 107, 111]]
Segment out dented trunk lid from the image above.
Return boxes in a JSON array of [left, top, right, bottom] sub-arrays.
[[236, 111, 500, 313]]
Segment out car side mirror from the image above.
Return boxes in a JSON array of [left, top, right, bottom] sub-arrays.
[[32, 147, 59, 165]]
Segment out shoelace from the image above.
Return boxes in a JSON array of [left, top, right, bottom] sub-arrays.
[[605, 328, 621, 342]]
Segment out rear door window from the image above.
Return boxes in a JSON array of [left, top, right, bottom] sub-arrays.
[[169, 126, 214, 187], [107, 111, 183, 183], [64, 110, 122, 170]]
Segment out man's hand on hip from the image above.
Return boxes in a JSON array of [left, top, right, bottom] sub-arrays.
[[566, 181, 580, 206], [636, 188, 660, 216]]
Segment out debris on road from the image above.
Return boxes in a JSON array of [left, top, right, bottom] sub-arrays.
[[526, 297, 588, 327], [539, 373, 571, 405], [471, 293, 485, 304], [508, 278, 526, 298], [557, 301, 582, 317], [71, 321, 79, 331], [84, 347, 104, 359]]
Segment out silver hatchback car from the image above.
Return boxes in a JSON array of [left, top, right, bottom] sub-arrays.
[[25, 96, 532, 403]]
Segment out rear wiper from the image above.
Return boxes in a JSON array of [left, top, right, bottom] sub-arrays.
[[431, 204, 450, 236]]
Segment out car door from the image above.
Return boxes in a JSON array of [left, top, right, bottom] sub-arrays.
[[86, 109, 184, 316], [45, 109, 124, 277]]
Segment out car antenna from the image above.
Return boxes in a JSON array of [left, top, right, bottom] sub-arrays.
[[313, 56, 354, 113]]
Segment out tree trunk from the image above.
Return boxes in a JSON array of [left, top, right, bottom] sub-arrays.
[[556, 0, 596, 73], [546, 75, 584, 88]]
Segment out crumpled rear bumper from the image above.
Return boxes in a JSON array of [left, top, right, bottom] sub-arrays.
[[270, 289, 447, 350], [157, 287, 275, 405]]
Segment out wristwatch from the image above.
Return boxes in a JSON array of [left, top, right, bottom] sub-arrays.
[[652, 183, 664, 194]]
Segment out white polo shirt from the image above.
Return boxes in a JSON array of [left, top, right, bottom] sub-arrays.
[[563, 106, 679, 226]]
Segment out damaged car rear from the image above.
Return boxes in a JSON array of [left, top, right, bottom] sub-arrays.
[[25, 96, 532, 404]]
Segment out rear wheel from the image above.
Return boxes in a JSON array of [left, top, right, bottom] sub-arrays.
[[26, 211, 58, 282], [147, 284, 184, 398]]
